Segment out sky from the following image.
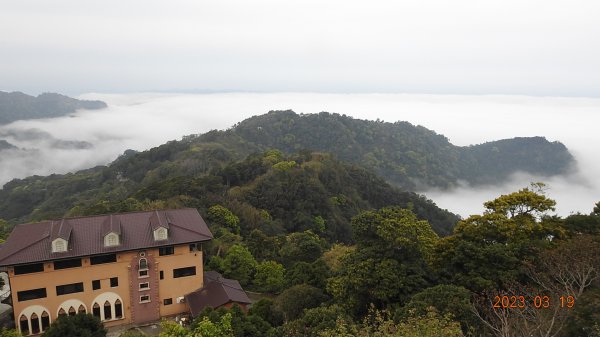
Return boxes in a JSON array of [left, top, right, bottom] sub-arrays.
[[0, 93, 598, 218], [2, 0, 600, 96]]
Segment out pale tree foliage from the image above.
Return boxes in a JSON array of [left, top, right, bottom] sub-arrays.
[[159, 314, 234, 337], [473, 235, 600, 337], [318, 308, 463, 337]]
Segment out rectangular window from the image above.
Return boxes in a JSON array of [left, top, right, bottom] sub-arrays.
[[159, 271, 164, 280], [90, 254, 117, 265], [189, 243, 200, 252], [159, 246, 174, 256], [139, 282, 149, 290], [92, 280, 101, 290], [139, 269, 148, 278], [140, 295, 150, 303], [53, 258, 82, 270], [56, 282, 84, 296], [163, 298, 173, 306], [173, 266, 196, 278], [17, 288, 47, 302], [14, 263, 44, 275], [110, 277, 118, 287]]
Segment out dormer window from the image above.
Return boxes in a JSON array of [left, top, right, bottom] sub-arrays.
[[52, 238, 68, 253], [104, 233, 120, 247], [153, 227, 168, 241]]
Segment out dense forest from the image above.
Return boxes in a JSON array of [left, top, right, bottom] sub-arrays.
[[0, 111, 574, 227], [0, 111, 596, 337], [0, 91, 106, 125]]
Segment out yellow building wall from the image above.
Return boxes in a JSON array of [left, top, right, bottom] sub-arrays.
[[9, 244, 204, 334]]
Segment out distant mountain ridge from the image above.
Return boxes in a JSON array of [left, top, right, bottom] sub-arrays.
[[231, 111, 574, 189], [0, 91, 107, 124], [0, 110, 574, 236]]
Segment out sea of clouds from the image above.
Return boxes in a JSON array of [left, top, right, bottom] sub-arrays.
[[0, 93, 598, 218]]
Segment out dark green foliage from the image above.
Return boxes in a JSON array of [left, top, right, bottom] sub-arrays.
[[0, 91, 106, 125], [400, 285, 478, 335], [246, 230, 282, 261], [278, 231, 326, 266], [193, 305, 272, 337], [564, 288, 600, 337], [234, 111, 573, 189], [278, 305, 350, 337], [41, 313, 106, 337], [275, 284, 328, 321], [563, 213, 600, 235], [327, 207, 436, 315], [248, 299, 284, 327], [285, 260, 330, 289]]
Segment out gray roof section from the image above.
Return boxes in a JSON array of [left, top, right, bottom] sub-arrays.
[[149, 210, 171, 231], [0, 208, 213, 266], [186, 272, 251, 317], [50, 219, 72, 241], [101, 214, 122, 236]]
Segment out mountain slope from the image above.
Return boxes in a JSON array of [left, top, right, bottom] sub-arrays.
[[233, 111, 574, 189], [0, 91, 107, 124], [0, 150, 459, 241]]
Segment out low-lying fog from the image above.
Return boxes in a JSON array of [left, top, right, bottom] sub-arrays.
[[0, 93, 598, 218]]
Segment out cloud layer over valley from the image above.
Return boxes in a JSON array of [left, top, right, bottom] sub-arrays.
[[0, 93, 598, 218]]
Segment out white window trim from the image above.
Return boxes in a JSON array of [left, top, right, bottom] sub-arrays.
[[153, 227, 168, 241], [52, 238, 68, 253], [104, 233, 120, 247], [139, 295, 151, 303], [139, 282, 150, 291]]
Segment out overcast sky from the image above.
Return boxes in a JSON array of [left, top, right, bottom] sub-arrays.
[[2, 0, 600, 96]]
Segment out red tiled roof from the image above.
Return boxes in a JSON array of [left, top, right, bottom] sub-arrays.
[[185, 271, 251, 316], [0, 208, 213, 266]]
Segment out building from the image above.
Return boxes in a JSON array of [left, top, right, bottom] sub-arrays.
[[185, 271, 252, 317], [0, 208, 213, 336]]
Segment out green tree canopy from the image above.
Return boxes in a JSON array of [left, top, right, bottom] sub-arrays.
[[219, 244, 257, 286], [253, 260, 286, 293], [207, 205, 241, 234], [42, 313, 106, 337]]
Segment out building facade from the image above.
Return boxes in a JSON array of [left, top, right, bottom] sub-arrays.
[[0, 208, 213, 336]]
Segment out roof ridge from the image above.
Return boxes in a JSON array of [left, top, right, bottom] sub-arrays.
[[13, 208, 198, 226]]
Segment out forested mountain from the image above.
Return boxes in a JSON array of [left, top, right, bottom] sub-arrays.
[[0, 150, 458, 240], [0, 110, 574, 232], [0, 110, 597, 337], [0, 91, 107, 124], [233, 111, 574, 189]]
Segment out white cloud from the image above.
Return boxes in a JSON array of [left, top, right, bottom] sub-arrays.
[[0, 93, 598, 218]]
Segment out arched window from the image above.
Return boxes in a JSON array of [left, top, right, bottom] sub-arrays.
[[30, 313, 40, 334], [78, 305, 86, 314], [41, 311, 50, 331], [139, 258, 148, 270], [115, 299, 123, 319], [92, 303, 101, 318], [58, 308, 66, 316], [19, 315, 28, 335], [68, 306, 76, 316], [103, 301, 112, 320]]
